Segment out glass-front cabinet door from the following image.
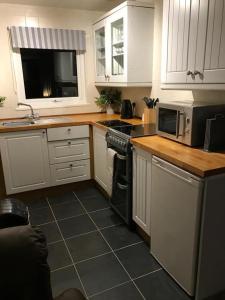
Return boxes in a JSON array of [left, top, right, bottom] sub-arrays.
[[94, 20, 107, 82], [108, 9, 127, 82]]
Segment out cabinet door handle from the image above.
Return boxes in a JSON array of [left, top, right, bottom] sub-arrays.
[[194, 70, 203, 79], [194, 70, 201, 76], [70, 164, 73, 168], [42, 130, 46, 136], [67, 128, 71, 133], [68, 141, 71, 145]]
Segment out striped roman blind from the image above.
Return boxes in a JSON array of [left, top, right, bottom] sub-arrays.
[[9, 26, 86, 50]]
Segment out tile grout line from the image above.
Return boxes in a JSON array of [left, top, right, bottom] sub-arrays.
[[114, 240, 144, 252], [56, 212, 87, 222], [73, 192, 146, 300], [75, 250, 113, 265], [50, 264, 74, 273], [46, 197, 89, 300], [87, 206, 111, 214], [133, 268, 162, 281], [88, 280, 132, 299]]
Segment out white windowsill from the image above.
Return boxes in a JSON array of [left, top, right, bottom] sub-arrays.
[[16, 101, 90, 110]]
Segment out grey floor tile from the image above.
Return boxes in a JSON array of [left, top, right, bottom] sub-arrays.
[[115, 242, 160, 279], [101, 224, 142, 250], [74, 185, 103, 200], [90, 282, 143, 300], [51, 266, 84, 297], [90, 208, 123, 229], [58, 214, 97, 239], [134, 269, 191, 300], [48, 191, 77, 206], [29, 206, 54, 225], [52, 201, 85, 220], [66, 231, 111, 263], [76, 253, 129, 296], [80, 195, 110, 212], [38, 222, 62, 244], [48, 241, 72, 271], [22, 196, 48, 210]]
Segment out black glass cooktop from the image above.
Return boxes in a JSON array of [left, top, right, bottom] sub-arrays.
[[110, 123, 156, 138], [97, 119, 131, 127]]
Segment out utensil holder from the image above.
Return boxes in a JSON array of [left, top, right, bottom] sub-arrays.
[[144, 108, 156, 123]]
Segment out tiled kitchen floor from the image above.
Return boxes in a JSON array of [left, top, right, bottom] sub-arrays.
[[26, 183, 191, 300]]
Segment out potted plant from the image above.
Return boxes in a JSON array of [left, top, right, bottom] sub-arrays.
[[95, 89, 121, 114], [0, 96, 6, 107]]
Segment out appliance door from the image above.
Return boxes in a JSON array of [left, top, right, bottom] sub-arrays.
[[111, 151, 132, 225], [150, 156, 203, 296], [157, 106, 185, 142]]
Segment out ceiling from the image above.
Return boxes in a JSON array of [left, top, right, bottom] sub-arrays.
[[0, 0, 154, 11]]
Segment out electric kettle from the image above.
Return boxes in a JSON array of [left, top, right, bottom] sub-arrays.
[[121, 99, 133, 119]]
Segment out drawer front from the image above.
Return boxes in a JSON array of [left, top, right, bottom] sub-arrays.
[[48, 138, 90, 164], [47, 125, 89, 141], [50, 159, 90, 186]]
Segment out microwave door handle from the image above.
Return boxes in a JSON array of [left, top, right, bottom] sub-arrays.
[[176, 111, 180, 138], [176, 111, 185, 138]]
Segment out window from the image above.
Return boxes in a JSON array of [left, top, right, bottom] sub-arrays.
[[21, 49, 78, 99], [13, 49, 86, 108]]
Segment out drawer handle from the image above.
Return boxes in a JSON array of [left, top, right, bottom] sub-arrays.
[[70, 164, 73, 168], [68, 128, 71, 133], [117, 182, 128, 190], [68, 141, 71, 145]]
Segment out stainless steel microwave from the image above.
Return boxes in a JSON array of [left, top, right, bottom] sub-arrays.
[[156, 101, 225, 146]]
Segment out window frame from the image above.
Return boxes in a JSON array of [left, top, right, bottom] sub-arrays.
[[13, 49, 86, 109]]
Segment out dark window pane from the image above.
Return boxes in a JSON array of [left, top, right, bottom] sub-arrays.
[[20, 49, 78, 99]]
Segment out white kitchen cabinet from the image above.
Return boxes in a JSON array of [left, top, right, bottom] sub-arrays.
[[133, 147, 151, 235], [50, 160, 90, 186], [93, 126, 108, 192], [93, 1, 154, 87], [0, 130, 50, 194], [161, 0, 225, 88], [47, 125, 91, 186]]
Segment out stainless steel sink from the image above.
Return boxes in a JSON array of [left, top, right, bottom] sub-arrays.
[[1, 120, 35, 127], [0, 116, 74, 127]]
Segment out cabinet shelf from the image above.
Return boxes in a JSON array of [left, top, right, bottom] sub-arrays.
[[113, 53, 124, 58], [112, 41, 124, 47]]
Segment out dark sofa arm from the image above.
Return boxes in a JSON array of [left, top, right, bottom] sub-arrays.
[[0, 225, 53, 300]]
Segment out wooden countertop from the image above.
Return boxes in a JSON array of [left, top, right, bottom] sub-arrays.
[[0, 113, 143, 133], [131, 135, 225, 178], [1, 112, 225, 177]]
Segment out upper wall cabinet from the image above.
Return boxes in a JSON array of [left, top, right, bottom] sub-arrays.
[[161, 0, 225, 89], [93, 1, 154, 87]]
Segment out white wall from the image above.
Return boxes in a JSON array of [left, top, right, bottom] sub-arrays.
[[0, 3, 102, 118]]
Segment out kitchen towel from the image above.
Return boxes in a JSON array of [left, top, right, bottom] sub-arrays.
[[107, 148, 117, 197]]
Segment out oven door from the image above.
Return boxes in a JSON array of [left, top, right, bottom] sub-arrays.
[[110, 151, 132, 225], [156, 105, 185, 142]]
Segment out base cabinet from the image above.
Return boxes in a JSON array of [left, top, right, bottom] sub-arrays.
[[0, 130, 50, 194], [93, 126, 108, 192], [133, 147, 152, 235], [0, 126, 91, 195]]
